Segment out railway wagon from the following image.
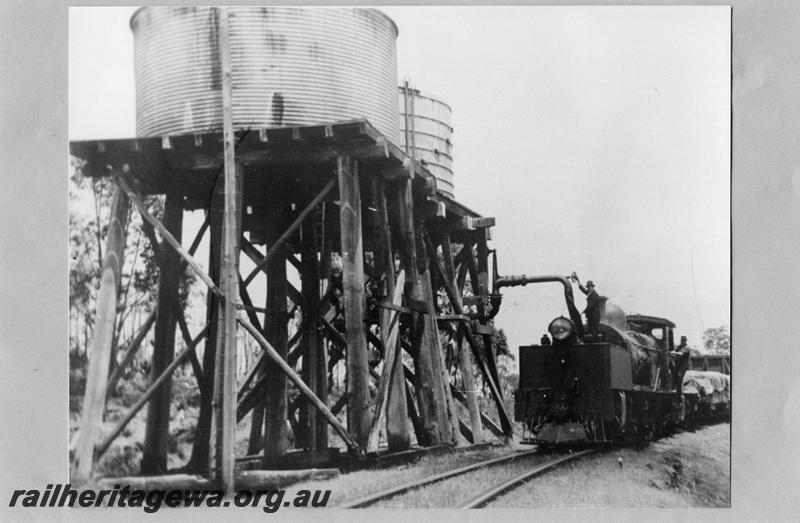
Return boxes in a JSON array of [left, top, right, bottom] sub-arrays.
[[682, 369, 730, 419], [689, 354, 730, 374]]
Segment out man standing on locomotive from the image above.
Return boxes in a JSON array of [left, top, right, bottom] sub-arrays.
[[671, 335, 692, 390], [570, 272, 606, 339]]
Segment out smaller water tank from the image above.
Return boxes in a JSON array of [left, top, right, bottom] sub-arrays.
[[398, 86, 454, 198]]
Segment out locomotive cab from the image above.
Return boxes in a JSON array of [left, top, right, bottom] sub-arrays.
[[627, 314, 675, 352], [625, 314, 677, 391]]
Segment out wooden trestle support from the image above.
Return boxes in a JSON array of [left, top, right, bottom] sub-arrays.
[[70, 121, 513, 492], [70, 12, 511, 493]]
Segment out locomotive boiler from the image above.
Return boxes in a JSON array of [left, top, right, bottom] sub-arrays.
[[492, 272, 685, 445]]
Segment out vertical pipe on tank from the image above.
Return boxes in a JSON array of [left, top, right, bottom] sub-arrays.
[[402, 81, 414, 160]]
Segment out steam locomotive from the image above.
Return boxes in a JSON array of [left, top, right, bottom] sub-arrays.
[[492, 273, 727, 446]]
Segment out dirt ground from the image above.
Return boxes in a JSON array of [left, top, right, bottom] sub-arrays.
[[293, 445, 518, 506], [496, 423, 731, 508], [292, 423, 730, 508]]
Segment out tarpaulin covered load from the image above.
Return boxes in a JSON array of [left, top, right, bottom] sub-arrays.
[[682, 370, 730, 405]]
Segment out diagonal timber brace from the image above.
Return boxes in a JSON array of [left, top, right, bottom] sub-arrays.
[[113, 172, 223, 299], [106, 309, 157, 397], [425, 234, 513, 435], [237, 314, 363, 458], [243, 176, 336, 286], [95, 324, 210, 459]]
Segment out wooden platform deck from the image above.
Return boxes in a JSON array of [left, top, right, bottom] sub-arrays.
[[70, 118, 482, 249], [70, 119, 478, 214]]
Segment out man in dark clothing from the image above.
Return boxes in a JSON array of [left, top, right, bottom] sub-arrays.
[[571, 272, 605, 338], [671, 336, 692, 390]]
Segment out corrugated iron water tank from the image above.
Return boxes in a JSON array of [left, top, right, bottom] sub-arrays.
[[131, 6, 400, 143], [398, 86, 454, 198]]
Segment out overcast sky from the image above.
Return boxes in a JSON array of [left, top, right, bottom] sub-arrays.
[[69, 6, 730, 351]]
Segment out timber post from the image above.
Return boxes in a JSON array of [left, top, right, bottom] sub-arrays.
[[372, 175, 411, 451], [211, 6, 241, 493], [188, 187, 222, 474], [262, 196, 290, 466], [441, 235, 484, 443], [338, 155, 370, 449], [142, 188, 184, 474], [247, 373, 266, 455], [418, 226, 461, 446], [211, 155, 242, 490], [71, 185, 130, 482], [391, 177, 450, 446], [299, 220, 326, 450], [474, 228, 512, 436]]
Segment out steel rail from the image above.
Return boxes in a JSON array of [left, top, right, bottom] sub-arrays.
[[337, 449, 540, 508], [459, 449, 598, 508]]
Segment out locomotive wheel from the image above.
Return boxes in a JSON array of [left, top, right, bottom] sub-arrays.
[[631, 422, 654, 449]]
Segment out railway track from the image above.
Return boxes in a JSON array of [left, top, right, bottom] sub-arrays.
[[458, 449, 597, 508], [338, 447, 598, 508]]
